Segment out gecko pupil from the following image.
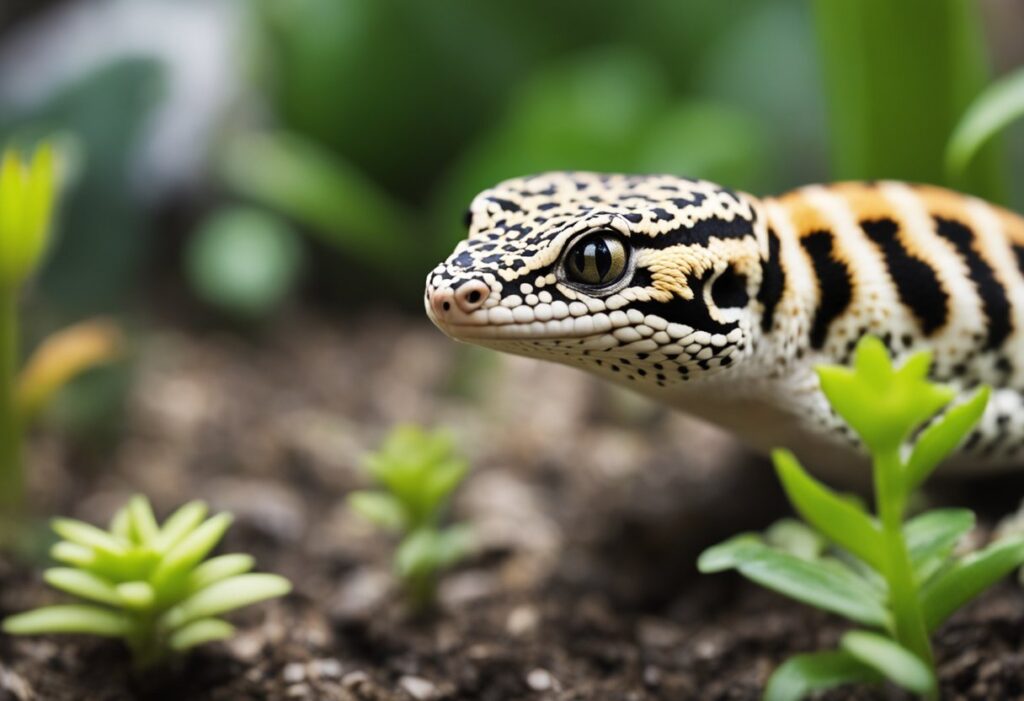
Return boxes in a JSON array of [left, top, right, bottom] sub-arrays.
[[565, 231, 627, 287]]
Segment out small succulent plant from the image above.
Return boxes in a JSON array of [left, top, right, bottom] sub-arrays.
[[2, 495, 291, 669], [700, 336, 1024, 700], [349, 425, 473, 607]]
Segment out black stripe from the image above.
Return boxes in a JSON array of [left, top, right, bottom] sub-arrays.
[[933, 216, 1012, 351], [1012, 244, 1024, 277], [800, 231, 853, 350], [632, 269, 736, 334], [640, 216, 755, 250], [860, 218, 948, 335], [757, 228, 785, 333]]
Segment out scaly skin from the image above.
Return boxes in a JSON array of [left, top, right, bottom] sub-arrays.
[[425, 172, 1024, 479]]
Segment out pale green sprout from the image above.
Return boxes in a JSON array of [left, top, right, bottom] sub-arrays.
[[700, 336, 1024, 700], [2, 495, 291, 669], [349, 425, 474, 607]]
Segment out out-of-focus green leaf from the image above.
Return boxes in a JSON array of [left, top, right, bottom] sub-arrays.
[[764, 518, 827, 561], [162, 573, 291, 631], [840, 631, 936, 697], [947, 66, 1024, 183], [764, 650, 881, 701], [348, 491, 407, 532], [187, 554, 256, 593], [812, 0, 1006, 201], [905, 388, 990, 492], [185, 206, 304, 320], [168, 618, 235, 652], [697, 536, 889, 628], [221, 131, 417, 277], [44, 568, 120, 606], [921, 536, 1024, 631], [904, 509, 974, 582], [2, 605, 130, 637]]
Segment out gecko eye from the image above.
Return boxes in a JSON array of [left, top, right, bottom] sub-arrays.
[[563, 231, 629, 287]]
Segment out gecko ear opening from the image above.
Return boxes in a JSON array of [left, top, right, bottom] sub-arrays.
[[709, 267, 750, 310]]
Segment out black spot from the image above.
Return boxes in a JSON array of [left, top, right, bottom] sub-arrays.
[[711, 267, 749, 310], [860, 218, 948, 336], [462, 209, 473, 229], [669, 193, 707, 209], [1013, 244, 1024, 276], [800, 231, 853, 350], [934, 217, 1012, 350], [623, 213, 644, 223], [757, 229, 785, 333], [487, 197, 522, 212], [537, 202, 558, 211], [651, 208, 674, 221]]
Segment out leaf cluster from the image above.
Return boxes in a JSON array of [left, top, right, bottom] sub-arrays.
[[349, 425, 473, 606], [699, 337, 1024, 699], [2, 495, 291, 669]]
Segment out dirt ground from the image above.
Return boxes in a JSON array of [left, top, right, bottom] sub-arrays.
[[2, 311, 1024, 700]]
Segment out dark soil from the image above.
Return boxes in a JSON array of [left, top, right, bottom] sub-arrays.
[[2, 311, 1024, 700]]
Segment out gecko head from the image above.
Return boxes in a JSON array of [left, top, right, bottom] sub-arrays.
[[425, 171, 769, 388]]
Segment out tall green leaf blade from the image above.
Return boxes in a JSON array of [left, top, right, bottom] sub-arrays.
[[3, 605, 130, 637], [764, 650, 881, 701], [840, 631, 936, 696], [773, 449, 883, 570], [921, 536, 1024, 631], [947, 66, 1024, 182], [186, 554, 255, 593], [812, 0, 1005, 201], [905, 388, 990, 492]]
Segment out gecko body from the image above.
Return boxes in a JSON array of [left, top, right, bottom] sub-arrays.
[[425, 173, 1024, 478]]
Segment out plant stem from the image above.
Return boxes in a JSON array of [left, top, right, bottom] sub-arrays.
[[0, 289, 21, 524], [874, 450, 933, 670]]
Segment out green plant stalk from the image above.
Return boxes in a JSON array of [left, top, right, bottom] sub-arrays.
[[874, 449, 933, 670], [0, 290, 21, 518]]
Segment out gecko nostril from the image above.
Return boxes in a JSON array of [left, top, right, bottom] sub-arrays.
[[454, 280, 490, 313], [442, 301, 451, 312]]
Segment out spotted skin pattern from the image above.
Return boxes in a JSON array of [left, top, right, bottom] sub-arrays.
[[425, 172, 1024, 478]]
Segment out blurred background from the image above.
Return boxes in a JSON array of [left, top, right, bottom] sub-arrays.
[[0, 0, 1022, 495]]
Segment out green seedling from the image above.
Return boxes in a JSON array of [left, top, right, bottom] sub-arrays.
[[699, 336, 1024, 700], [349, 425, 473, 607], [0, 140, 122, 529], [2, 495, 291, 669]]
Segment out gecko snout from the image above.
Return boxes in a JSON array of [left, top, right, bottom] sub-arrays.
[[429, 279, 490, 319]]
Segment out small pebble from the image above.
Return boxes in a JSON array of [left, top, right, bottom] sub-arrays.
[[310, 658, 343, 680], [342, 670, 371, 690], [282, 662, 307, 684], [527, 668, 555, 692], [506, 605, 539, 636], [400, 675, 437, 700]]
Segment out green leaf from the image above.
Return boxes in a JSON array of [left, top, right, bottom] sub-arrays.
[[904, 508, 975, 583], [51, 518, 127, 556], [395, 526, 473, 580], [162, 573, 291, 631], [109, 507, 132, 542], [185, 206, 304, 320], [50, 541, 95, 568], [773, 449, 883, 570], [44, 568, 120, 606], [764, 519, 827, 561], [154, 501, 208, 552], [697, 537, 890, 627], [946, 66, 1024, 181], [764, 650, 881, 701], [151, 513, 232, 590], [3, 605, 130, 637], [905, 388, 990, 492], [921, 535, 1024, 631], [116, 581, 155, 610], [816, 338, 954, 455], [840, 631, 936, 696], [187, 554, 255, 593], [348, 491, 407, 531], [167, 618, 235, 652], [128, 495, 160, 546]]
